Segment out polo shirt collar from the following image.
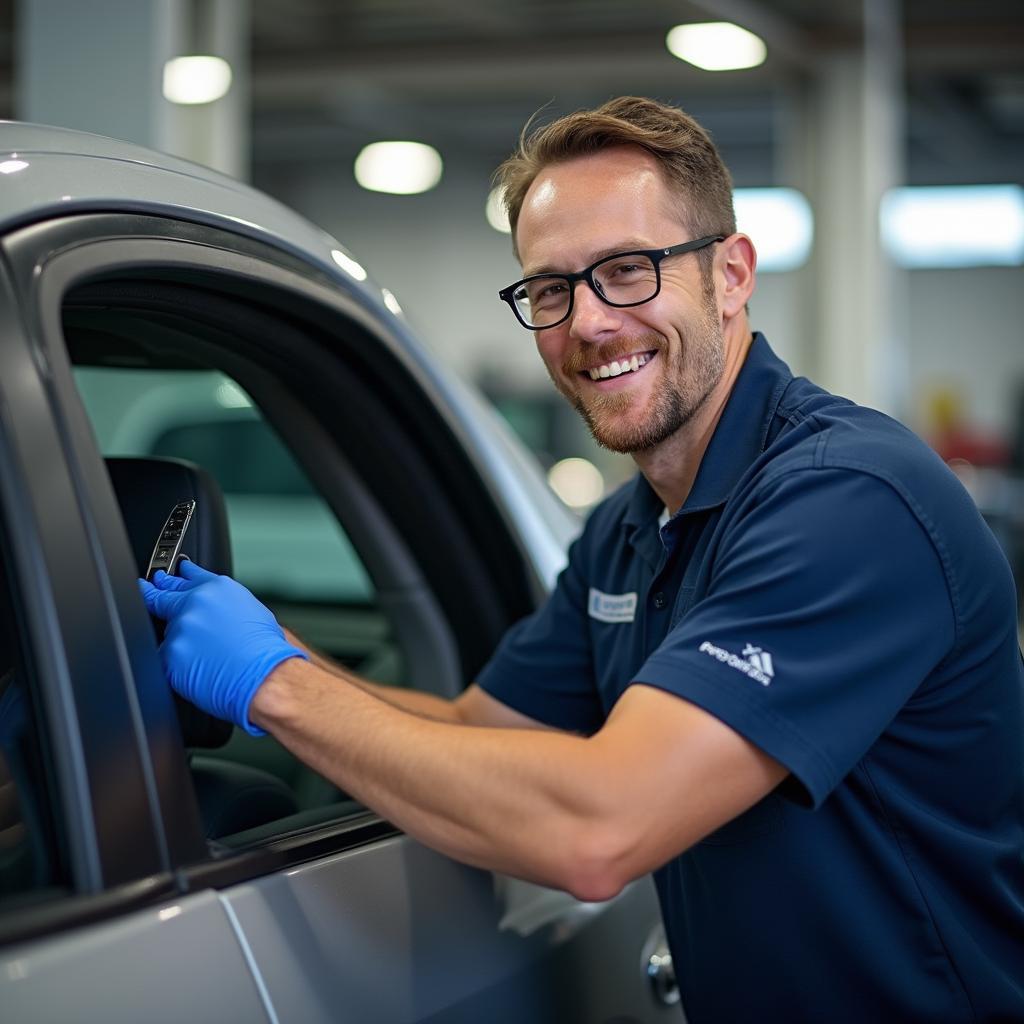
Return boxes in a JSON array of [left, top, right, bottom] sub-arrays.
[[622, 332, 793, 530]]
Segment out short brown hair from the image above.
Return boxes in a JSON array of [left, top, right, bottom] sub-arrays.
[[495, 96, 736, 260]]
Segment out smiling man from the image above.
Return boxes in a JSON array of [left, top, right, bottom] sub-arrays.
[[141, 97, 1024, 1022]]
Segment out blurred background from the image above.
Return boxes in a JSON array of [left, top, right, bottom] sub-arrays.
[[5, 0, 1023, 563]]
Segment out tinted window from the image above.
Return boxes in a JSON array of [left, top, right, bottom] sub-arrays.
[[73, 361, 402, 837], [0, 541, 65, 909], [152, 420, 315, 497], [75, 367, 375, 607]]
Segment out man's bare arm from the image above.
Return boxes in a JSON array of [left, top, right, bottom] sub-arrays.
[[282, 626, 552, 729], [250, 658, 788, 901]]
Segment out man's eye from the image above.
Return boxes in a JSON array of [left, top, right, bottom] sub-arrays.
[[609, 262, 643, 276], [530, 281, 568, 305]]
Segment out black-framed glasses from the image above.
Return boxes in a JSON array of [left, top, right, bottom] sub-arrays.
[[498, 235, 724, 330]]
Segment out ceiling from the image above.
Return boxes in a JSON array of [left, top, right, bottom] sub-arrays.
[[1, 0, 1022, 187], [247, 0, 1024, 187]]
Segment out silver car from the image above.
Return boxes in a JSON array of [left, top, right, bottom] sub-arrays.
[[0, 123, 678, 1023]]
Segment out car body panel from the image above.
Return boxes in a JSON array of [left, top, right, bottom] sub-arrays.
[[222, 835, 670, 1024], [0, 121, 363, 291], [0, 889, 272, 1023]]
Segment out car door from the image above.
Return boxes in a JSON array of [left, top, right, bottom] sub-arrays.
[[0, 255, 274, 1023], [0, 211, 679, 1023]]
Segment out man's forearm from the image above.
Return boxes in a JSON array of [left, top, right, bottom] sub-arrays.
[[282, 627, 463, 723], [249, 657, 613, 898], [350, 678, 464, 723]]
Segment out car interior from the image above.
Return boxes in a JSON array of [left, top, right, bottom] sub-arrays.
[[105, 455, 305, 839]]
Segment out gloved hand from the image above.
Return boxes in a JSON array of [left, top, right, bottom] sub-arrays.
[[138, 560, 308, 735]]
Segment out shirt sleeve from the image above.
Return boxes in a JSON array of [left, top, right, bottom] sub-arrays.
[[476, 532, 604, 734], [633, 466, 956, 807]]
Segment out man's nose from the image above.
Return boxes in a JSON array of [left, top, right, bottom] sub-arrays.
[[567, 280, 623, 341]]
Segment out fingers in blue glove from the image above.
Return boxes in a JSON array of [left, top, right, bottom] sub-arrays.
[[151, 570, 305, 735], [138, 578, 192, 621], [151, 570, 195, 592], [152, 559, 218, 590], [178, 559, 219, 584]]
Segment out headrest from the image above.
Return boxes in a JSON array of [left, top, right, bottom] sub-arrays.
[[105, 457, 232, 578], [106, 456, 233, 748]]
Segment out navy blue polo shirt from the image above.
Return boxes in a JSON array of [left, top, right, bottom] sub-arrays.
[[478, 334, 1024, 1022]]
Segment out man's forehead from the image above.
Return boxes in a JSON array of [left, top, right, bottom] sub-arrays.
[[517, 148, 684, 271], [523, 146, 666, 207]]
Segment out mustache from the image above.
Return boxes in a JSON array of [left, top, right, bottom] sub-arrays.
[[561, 334, 665, 376]]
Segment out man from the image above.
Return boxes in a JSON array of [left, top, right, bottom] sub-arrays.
[[141, 97, 1024, 1021]]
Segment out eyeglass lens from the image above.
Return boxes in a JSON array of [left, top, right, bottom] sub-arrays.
[[513, 253, 659, 327]]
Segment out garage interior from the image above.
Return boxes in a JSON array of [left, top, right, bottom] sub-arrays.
[[7, 0, 1022, 617]]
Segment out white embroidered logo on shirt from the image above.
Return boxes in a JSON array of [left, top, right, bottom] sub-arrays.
[[588, 588, 637, 623], [698, 641, 775, 686]]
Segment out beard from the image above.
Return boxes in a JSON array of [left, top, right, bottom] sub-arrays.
[[553, 287, 725, 455]]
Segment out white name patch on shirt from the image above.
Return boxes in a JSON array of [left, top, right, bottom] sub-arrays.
[[588, 588, 638, 623]]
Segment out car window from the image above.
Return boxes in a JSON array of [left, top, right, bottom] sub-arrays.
[[76, 368, 374, 608], [0, 537, 66, 912], [56, 266, 521, 855], [73, 362, 404, 833]]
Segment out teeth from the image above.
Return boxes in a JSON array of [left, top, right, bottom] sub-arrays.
[[587, 353, 651, 381]]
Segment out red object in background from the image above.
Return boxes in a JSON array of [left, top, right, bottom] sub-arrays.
[[933, 427, 1011, 468]]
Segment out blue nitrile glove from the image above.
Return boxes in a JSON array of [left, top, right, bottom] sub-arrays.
[[138, 560, 307, 735]]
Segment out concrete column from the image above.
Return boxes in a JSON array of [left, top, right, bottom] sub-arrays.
[[17, 0, 184, 151], [167, 0, 251, 180], [782, 0, 909, 416], [16, 0, 249, 180]]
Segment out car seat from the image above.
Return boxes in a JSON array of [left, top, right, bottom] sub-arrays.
[[106, 456, 299, 839]]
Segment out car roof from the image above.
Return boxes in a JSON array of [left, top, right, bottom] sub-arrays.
[[0, 120, 372, 295]]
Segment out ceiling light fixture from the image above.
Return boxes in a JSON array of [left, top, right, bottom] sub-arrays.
[[485, 187, 511, 233], [354, 141, 443, 195], [666, 22, 767, 71], [734, 188, 813, 271], [163, 55, 233, 105], [881, 185, 1024, 268]]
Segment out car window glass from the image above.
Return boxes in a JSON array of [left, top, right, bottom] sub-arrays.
[[75, 368, 374, 607], [73, 363, 402, 838], [0, 538, 66, 911]]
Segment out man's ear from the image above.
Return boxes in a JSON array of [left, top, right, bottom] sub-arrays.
[[719, 234, 757, 320]]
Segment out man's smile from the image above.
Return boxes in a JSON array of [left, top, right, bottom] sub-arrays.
[[579, 350, 658, 385]]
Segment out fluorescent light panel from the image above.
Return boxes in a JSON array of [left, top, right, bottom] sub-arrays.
[[163, 56, 232, 105], [666, 22, 767, 71], [734, 188, 813, 271], [486, 187, 512, 233], [881, 185, 1024, 268], [355, 141, 443, 195]]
